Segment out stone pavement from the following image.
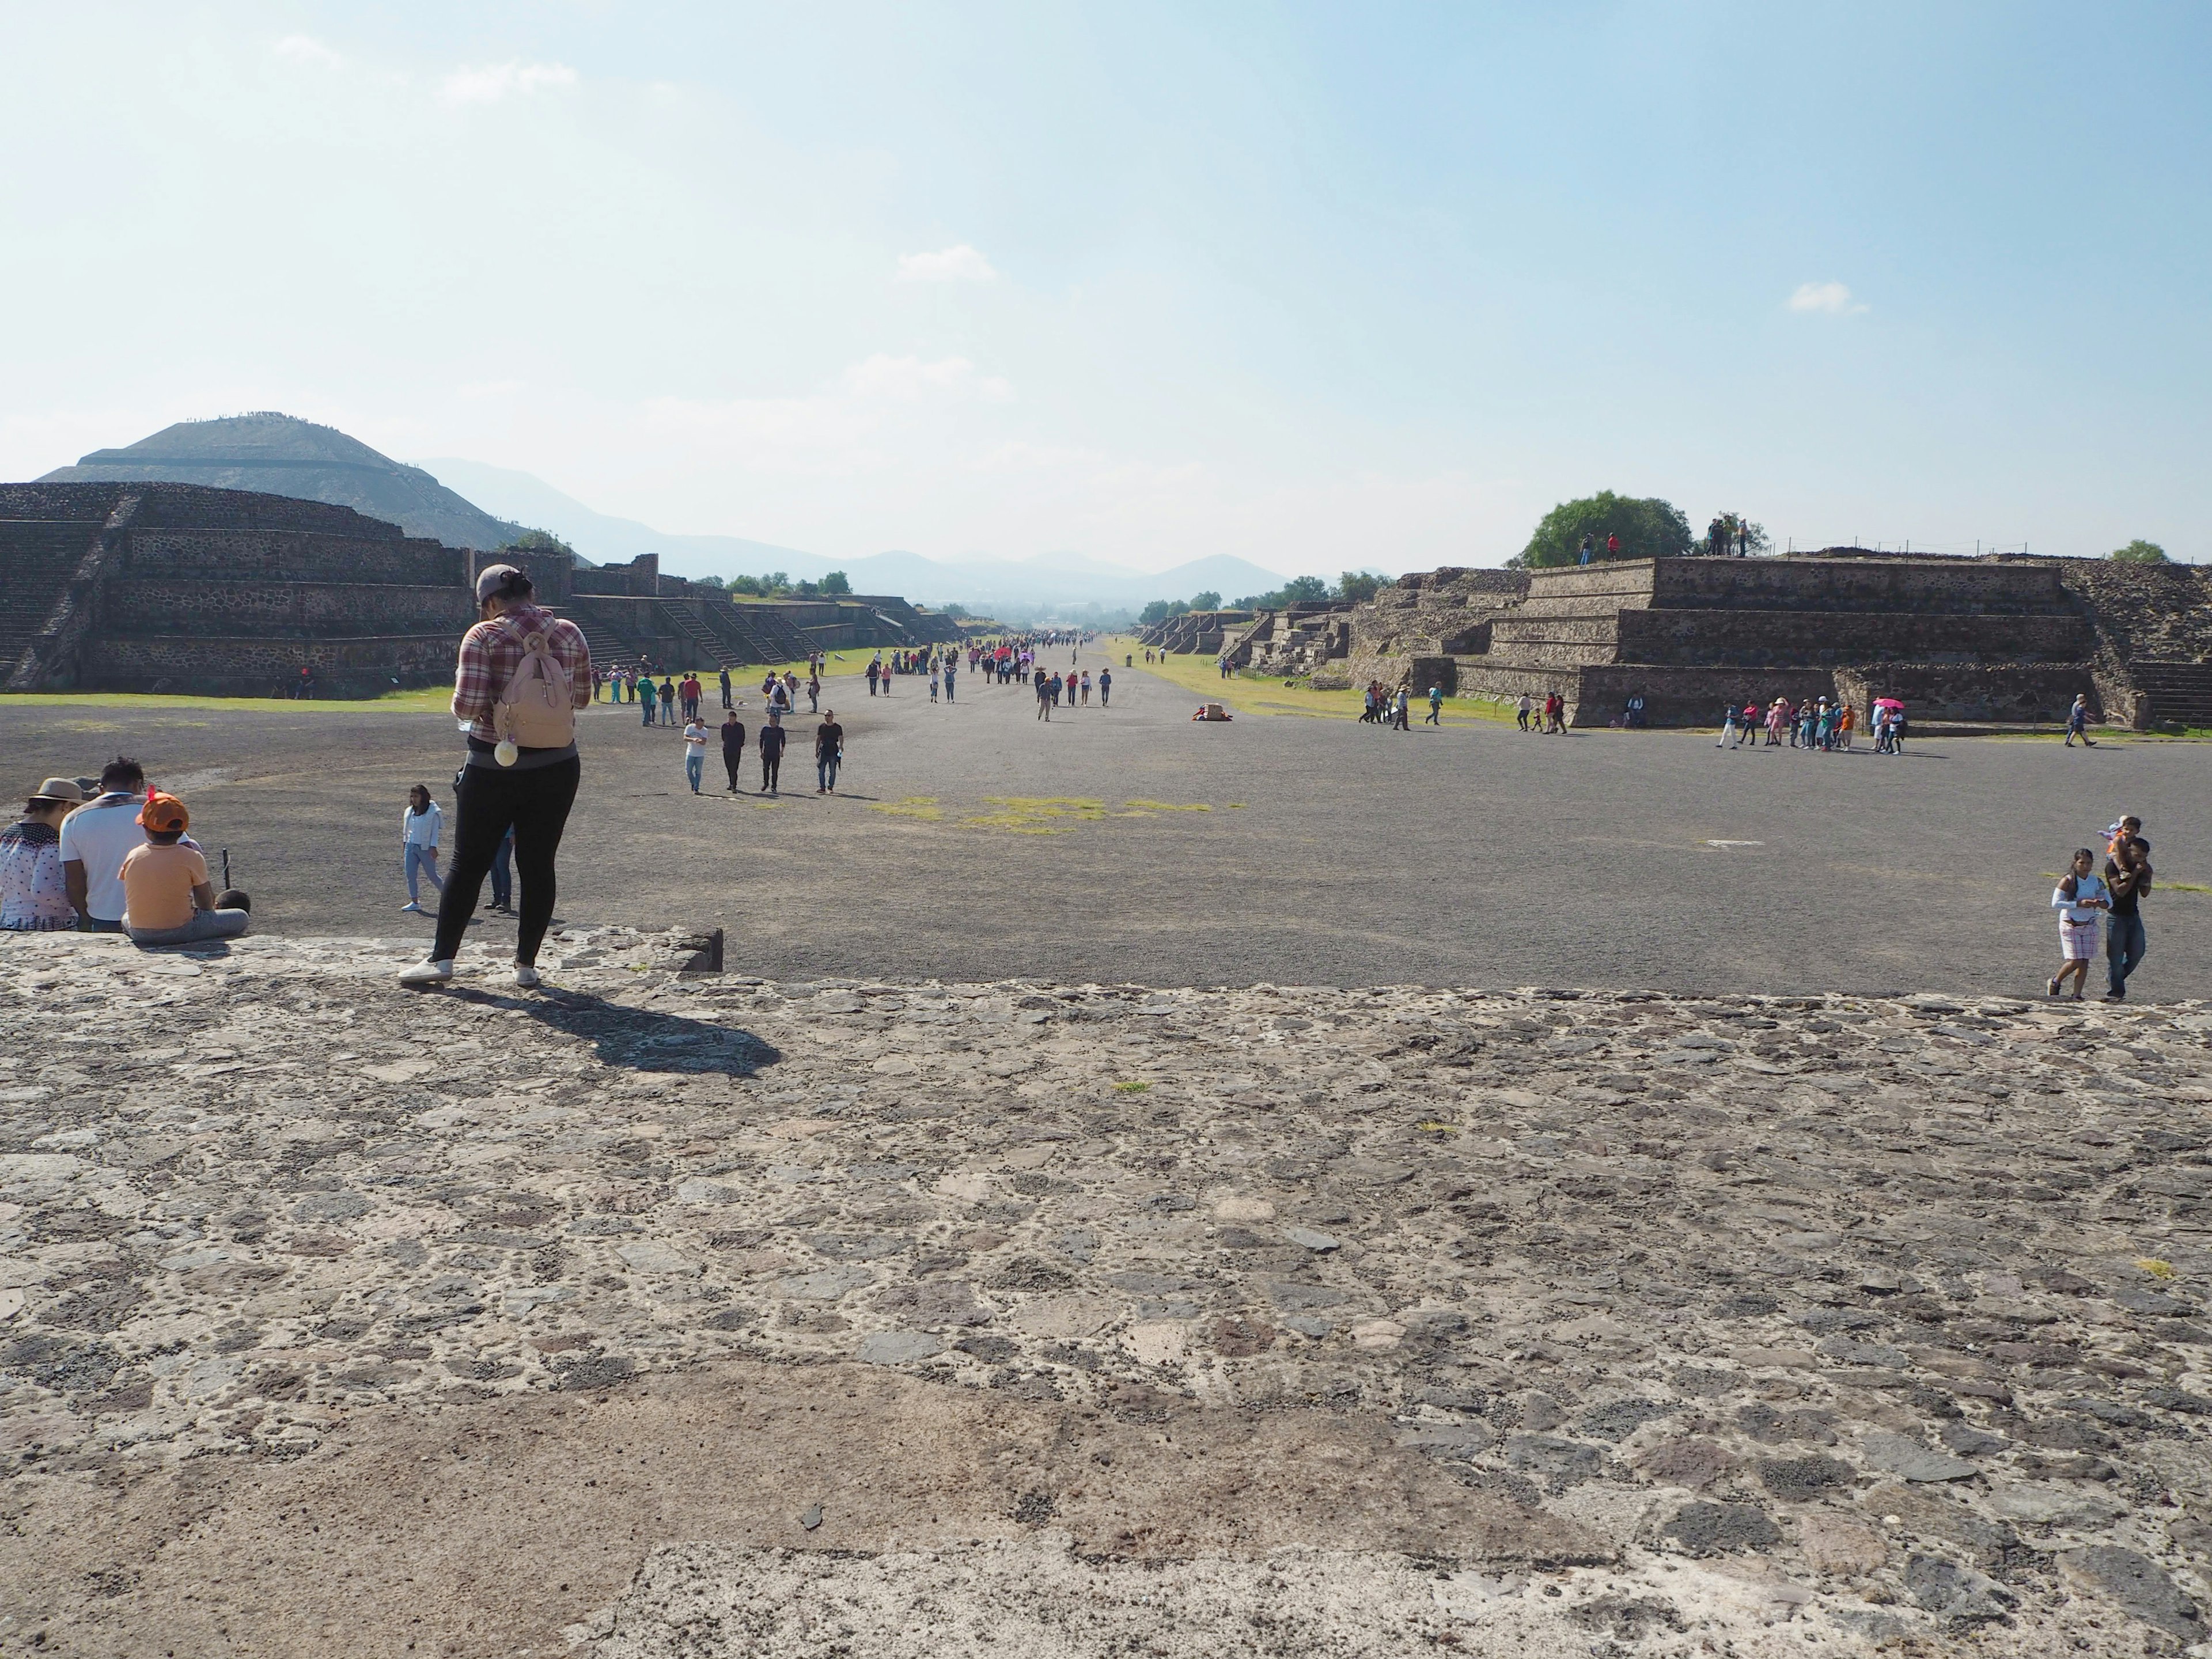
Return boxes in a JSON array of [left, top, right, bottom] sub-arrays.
[[2, 930, 2209, 1654]]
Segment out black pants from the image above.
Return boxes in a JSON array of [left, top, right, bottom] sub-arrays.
[[431, 757, 579, 965], [724, 753, 743, 790], [761, 753, 781, 791]]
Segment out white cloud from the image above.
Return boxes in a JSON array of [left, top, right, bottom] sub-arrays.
[[272, 35, 341, 67], [843, 354, 1013, 403], [1787, 281, 1867, 315], [895, 244, 999, 283], [441, 62, 579, 106]]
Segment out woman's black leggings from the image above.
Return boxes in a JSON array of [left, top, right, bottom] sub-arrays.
[[431, 757, 580, 965]]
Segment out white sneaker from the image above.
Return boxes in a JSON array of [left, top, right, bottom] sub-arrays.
[[514, 963, 541, 989], [399, 901, 423, 913], [399, 959, 454, 986]]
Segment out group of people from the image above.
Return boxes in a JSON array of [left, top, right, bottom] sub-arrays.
[[1515, 691, 1570, 733], [1031, 663, 1109, 719], [1, 759, 251, 944], [2051, 816, 2153, 1001], [1717, 696, 1868, 751]]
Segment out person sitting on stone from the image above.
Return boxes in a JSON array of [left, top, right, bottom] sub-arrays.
[[120, 793, 249, 946], [1, 778, 84, 931]]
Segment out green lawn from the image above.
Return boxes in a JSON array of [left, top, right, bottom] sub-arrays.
[[0, 652, 885, 717], [1110, 635, 1517, 723]]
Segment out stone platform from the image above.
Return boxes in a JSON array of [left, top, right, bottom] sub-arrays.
[[2, 931, 2209, 1653]]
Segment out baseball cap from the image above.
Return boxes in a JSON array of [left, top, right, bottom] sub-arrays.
[[139, 792, 190, 832]]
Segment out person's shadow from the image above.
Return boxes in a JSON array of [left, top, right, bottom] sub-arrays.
[[439, 986, 782, 1075]]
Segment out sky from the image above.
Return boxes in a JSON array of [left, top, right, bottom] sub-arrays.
[[3, 2, 2207, 574]]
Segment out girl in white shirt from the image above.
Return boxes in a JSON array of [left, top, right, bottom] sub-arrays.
[[401, 785, 443, 913], [2050, 848, 2109, 1000]]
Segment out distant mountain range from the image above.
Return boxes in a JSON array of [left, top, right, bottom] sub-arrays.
[[31, 412, 1290, 613], [416, 456, 1289, 612]]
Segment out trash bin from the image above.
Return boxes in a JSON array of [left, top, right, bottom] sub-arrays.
[[1126, 654, 1132, 667]]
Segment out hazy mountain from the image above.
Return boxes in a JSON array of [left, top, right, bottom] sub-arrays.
[[43, 414, 525, 550], [415, 457, 812, 573], [412, 457, 1289, 611]]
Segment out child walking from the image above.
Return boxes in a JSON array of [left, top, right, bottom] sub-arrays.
[[401, 783, 443, 913], [2050, 848, 2109, 1000]]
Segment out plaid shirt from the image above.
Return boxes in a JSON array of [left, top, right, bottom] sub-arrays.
[[451, 602, 593, 743]]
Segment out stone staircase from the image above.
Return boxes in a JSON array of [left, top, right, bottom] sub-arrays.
[[2128, 660, 2212, 729], [0, 519, 103, 676], [726, 603, 816, 664]]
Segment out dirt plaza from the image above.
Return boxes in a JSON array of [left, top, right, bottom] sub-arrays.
[[5, 651, 2208, 999]]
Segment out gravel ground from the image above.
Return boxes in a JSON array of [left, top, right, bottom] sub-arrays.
[[4, 653, 2206, 997], [1, 930, 2207, 1654]]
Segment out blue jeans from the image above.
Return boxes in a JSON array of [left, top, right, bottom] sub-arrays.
[[641, 697, 654, 725], [818, 753, 840, 791], [404, 842, 443, 901], [2107, 912, 2146, 997], [685, 751, 704, 793], [127, 906, 249, 946]]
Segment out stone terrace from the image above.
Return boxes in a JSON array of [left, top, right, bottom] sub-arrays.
[[2, 931, 2209, 1653]]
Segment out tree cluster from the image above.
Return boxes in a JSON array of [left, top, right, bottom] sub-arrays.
[[702, 570, 854, 597]]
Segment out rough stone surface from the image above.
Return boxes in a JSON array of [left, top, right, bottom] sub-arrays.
[[2, 931, 2209, 1655]]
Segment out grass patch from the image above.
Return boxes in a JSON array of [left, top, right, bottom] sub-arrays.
[[1106, 634, 1517, 724], [965, 796, 1106, 834], [867, 797, 945, 821], [1122, 800, 1212, 813], [1113, 1081, 1151, 1093]]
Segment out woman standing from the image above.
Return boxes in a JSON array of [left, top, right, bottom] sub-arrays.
[[2049, 849, 2109, 1001], [401, 563, 590, 988], [399, 783, 444, 914]]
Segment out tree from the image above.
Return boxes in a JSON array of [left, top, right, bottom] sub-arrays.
[[795, 577, 820, 596], [1139, 597, 1192, 625], [1514, 492, 1693, 568], [1190, 590, 1222, 611], [821, 570, 853, 594], [942, 602, 971, 620], [695, 574, 726, 590], [1336, 571, 1385, 603], [503, 528, 575, 557], [2111, 539, 2170, 563]]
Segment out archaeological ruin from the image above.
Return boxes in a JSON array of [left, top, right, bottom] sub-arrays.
[[1154, 554, 2212, 729], [1, 483, 959, 698]]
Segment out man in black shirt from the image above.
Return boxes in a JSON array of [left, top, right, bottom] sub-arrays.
[[758, 714, 786, 796], [719, 708, 746, 793], [816, 710, 844, 793]]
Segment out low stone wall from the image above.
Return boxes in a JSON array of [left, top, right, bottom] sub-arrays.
[[107, 578, 474, 637], [1832, 662, 2100, 726], [126, 528, 465, 586], [82, 632, 458, 696]]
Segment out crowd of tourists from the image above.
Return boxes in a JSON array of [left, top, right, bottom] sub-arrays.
[[1714, 695, 1881, 751]]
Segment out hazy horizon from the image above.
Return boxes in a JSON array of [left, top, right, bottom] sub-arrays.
[[5, 4, 2208, 572]]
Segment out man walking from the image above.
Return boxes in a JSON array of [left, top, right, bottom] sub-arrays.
[[2104, 824, 2151, 1001], [943, 657, 956, 702], [2065, 694, 2097, 747], [759, 713, 786, 795], [719, 707, 747, 792], [719, 666, 733, 710], [816, 709, 844, 794], [1098, 666, 1110, 707], [1425, 685, 1443, 725]]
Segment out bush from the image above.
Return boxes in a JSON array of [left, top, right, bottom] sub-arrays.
[[821, 570, 853, 594], [1515, 492, 1692, 567], [2111, 539, 2169, 563]]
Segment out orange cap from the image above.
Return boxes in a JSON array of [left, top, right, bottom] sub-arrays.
[[139, 792, 189, 832]]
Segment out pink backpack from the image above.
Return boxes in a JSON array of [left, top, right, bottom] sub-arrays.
[[495, 622, 575, 751]]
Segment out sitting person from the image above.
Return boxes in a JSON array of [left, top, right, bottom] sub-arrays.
[[1, 777, 84, 931], [119, 793, 250, 945]]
